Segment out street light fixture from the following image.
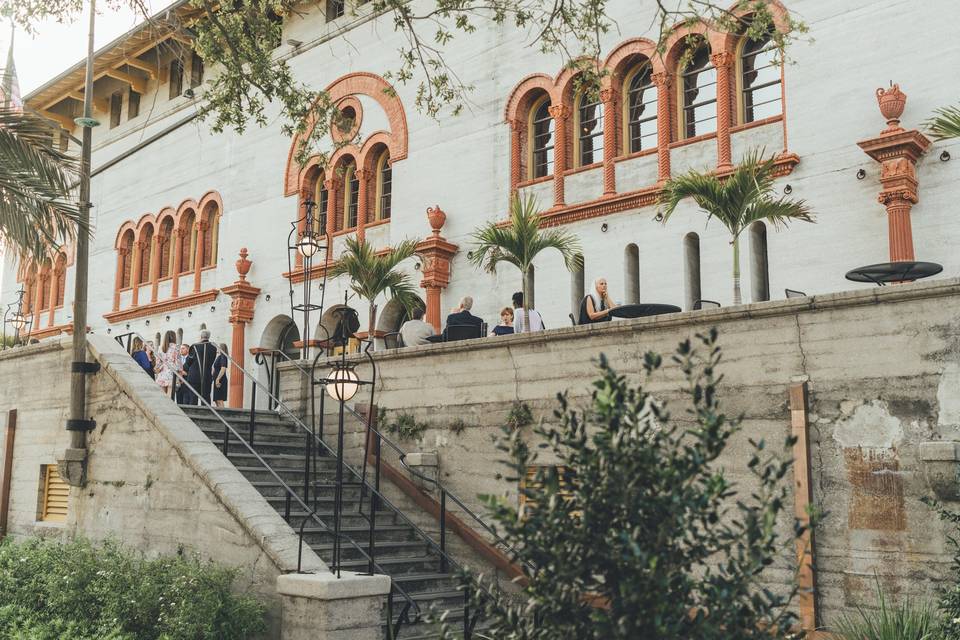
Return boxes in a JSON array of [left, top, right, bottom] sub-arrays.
[[3, 287, 32, 349], [325, 363, 359, 401], [286, 197, 329, 361]]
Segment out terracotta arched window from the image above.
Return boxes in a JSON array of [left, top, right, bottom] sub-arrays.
[[119, 229, 135, 289], [574, 90, 603, 167], [54, 254, 67, 306], [200, 203, 218, 268], [158, 218, 174, 279], [138, 223, 154, 285], [529, 95, 554, 179], [343, 162, 359, 229], [739, 32, 781, 123], [38, 263, 52, 311], [179, 210, 196, 273], [313, 172, 329, 235], [679, 41, 717, 139], [623, 63, 657, 153], [375, 149, 392, 221]]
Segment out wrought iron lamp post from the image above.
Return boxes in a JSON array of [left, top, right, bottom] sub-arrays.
[[286, 198, 329, 362], [2, 287, 31, 350]]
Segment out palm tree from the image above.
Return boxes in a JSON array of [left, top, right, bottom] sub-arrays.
[[659, 149, 813, 305], [927, 104, 960, 140], [328, 236, 420, 346], [469, 193, 582, 331], [0, 106, 81, 260]]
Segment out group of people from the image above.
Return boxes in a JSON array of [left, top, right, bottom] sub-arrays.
[[130, 329, 230, 407], [397, 278, 618, 347]]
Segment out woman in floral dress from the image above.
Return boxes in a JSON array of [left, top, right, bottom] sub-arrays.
[[156, 331, 179, 397]]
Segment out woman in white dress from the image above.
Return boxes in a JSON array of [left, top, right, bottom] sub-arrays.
[[156, 331, 179, 397]]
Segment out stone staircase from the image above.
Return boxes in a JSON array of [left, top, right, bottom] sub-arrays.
[[180, 406, 472, 639]]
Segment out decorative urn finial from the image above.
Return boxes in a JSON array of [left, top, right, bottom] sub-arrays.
[[235, 247, 252, 281], [876, 83, 907, 133], [426, 205, 446, 236]]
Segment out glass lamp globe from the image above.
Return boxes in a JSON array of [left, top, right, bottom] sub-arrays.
[[8, 313, 26, 331], [297, 233, 321, 258], [326, 366, 360, 402]]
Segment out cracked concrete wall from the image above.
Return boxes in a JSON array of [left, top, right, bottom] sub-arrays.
[[279, 278, 960, 625], [0, 335, 328, 639]]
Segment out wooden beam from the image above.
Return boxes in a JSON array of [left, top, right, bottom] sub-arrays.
[[169, 32, 194, 46], [122, 56, 160, 79], [790, 381, 819, 634], [0, 410, 18, 540], [37, 109, 76, 131], [105, 68, 147, 94]]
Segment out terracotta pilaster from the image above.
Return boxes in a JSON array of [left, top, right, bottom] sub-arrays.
[[193, 220, 207, 294], [171, 228, 186, 298], [652, 72, 672, 183], [548, 104, 570, 207], [324, 178, 337, 263], [355, 168, 369, 242], [600, 88, 617, 195], [46, 265, 59, 326], [509, 119, 525, 198], [711, 52, 734, 172], [150, 234, 162, 303], [221, 248, 261, 408], [417, 206, 459, 333], [131, 240, 145, 306], [856, 84, 931, 263], [113, 248, 128, 312]]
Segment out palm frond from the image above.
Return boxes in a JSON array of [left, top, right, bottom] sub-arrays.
[[926, 104, 960, 141], [328, 236, 419, 312], [0, 106, 82, 260]]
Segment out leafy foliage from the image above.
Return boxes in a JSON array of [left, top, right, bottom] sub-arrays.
[[383, 410, 428, 441], [505, 401, 533, 430], [658, 148, 813, 304], [449, 418, 468, 435], [926, 104, 960, 141], [0, 106, 82, 260], [921, 498, 960, 638], [439, 329, 803, 639], [0, 537, 265, 640], [832, 575, 939, 640]]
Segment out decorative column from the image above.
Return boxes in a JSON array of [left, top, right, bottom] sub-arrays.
[[149, 233, 162, 303], [130, 241, 144, 306], [600, 88, 618, 195], [711, 51, 734, 173], [46, 265, 59, 326], [652, 71, 672, 183], [857, 84, 931, 262], [113, 248, 127, 312], [193, 219, 207, 293], [221, 248, 261, 408], [355, 168, 369, 242], [509, 119, 525, 198], [548, 104, 570, 207], [324, 178, 337, 264], [171, 228, 185, 298], [417, 206, 459, 333]]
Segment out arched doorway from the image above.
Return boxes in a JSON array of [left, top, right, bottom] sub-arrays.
[[317, 304, 360, 354], [258, 314, 301, 406], [376, 296, 424, 348]]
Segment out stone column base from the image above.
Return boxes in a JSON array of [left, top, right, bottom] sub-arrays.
[[278, 571, 391, 640]]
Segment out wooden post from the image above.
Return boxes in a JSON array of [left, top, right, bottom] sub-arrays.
[[0, 410, 17, 539], [789, 381, 818, 633]]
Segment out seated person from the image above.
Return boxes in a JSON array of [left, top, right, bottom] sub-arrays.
[[578, 277, 617, 325], [443, 296, 484, 339], [511, 291, 544, 333], [490, 307, 515, 336], [399, 307, 436, 346]]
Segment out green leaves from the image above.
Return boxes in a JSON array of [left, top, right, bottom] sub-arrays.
[[0, 106, 82, 260], [328, 235, 420, 322], [441, 330, 803, 640], [926, 104, 960, 141]]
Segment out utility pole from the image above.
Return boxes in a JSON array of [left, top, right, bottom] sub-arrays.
[[62, 0, 100, 487]]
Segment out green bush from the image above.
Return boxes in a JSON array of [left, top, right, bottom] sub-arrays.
[[832, 576, 939, 640], [923, 498, 960, 638], [0, 537, 266, 640], [384, 411, 428, 441]]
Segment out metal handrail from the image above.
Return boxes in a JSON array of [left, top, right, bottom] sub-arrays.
[[115, 331, 424, 633]]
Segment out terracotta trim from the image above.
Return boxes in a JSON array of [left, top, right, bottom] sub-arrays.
[[563, 161, 603, 177], [516, 175, 553, 188], [668, 131, 717, 149], [30, 322, 75, 340], [730, 114, 783, 134], [614, 147, 658, 163], [371, 455, 527, 584], [103, 288, 219, 323], [0, 409, 16, 540]]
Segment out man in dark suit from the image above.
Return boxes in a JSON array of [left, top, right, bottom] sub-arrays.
[[184, 329, 218, 405], [443, 296, 484, 340]]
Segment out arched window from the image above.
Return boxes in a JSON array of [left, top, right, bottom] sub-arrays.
[[158, 218, 174, 279], [740, 32, 781, 123], [570, 253, 584, 318], [624, 63, 657, 153], [529, 96, 554, 179], [313, 173, 328, 235], [343, 163, 359, 229], [139, 224, 154, 285], [38, 264, 51, 311], [575, 91, 603, 167], [200, 204, 218, 268], [23, 268, 36, 314], [54, 255, 67, 307], [680, 41, 717, 139], [624, 244, 640, 304], [179, 210, 196, 273], [120, 229, 135, 289], [683, 232, 702, 311], [375, 150, 392, 221], [749, 221, 770, 302]]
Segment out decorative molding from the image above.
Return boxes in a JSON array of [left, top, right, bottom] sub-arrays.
[[103, 289, 219, 323]]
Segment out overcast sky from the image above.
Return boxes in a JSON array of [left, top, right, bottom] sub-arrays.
[[3, 2, 172, 96]]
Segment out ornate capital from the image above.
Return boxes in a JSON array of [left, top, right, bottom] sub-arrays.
[[548, 104, 571, 120], [354, 168, 369, 182], [117, 247, 130, 257], [599, 88, 618, 104], [323, 178, 336, 191], [652, 71, 672, 88], [710, 51, 735, 69], [509, 119, 526, 134], [878, 189, 919, 206]]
